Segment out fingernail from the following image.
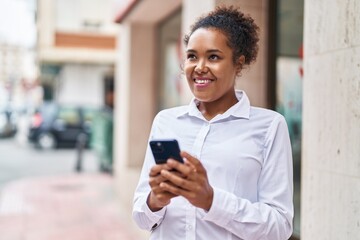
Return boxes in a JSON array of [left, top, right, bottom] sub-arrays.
[[167, 159, 176, 165]]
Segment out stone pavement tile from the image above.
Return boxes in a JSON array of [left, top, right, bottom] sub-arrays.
[[0, 215, 25, 240], [101, 229, 138, 240], [0, 215, 24, 231], [0, 231, 23, 240], [25, 225, 100, 240], [0, 173, 141, 240]]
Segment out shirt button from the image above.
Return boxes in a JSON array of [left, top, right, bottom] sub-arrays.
[[186, 225, 192, 230]]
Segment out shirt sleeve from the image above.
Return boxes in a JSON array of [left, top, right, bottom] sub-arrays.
[[202, 115, 294, 240], [132, 117, 167, 231]]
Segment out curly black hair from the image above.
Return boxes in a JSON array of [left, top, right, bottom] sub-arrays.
[[184, 6, 259, 65]]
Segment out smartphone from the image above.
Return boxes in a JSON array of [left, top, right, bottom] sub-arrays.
[[149, 139, 183, 164]]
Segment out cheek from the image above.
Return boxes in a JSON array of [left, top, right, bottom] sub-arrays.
[[184, 64, 194, 80], [219, 66, 238, 81]]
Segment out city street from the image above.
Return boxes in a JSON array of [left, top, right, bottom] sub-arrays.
[[0, 137, 98, 190], [0, 136, 145, 240]]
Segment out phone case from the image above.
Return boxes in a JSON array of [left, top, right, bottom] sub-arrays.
[[149, 139, 183, 164]]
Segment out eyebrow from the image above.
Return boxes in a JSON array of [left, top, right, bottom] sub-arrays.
[[186, 49, 223, 54]]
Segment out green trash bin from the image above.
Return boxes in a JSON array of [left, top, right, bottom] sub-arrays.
[[90, 108, 113, 172]]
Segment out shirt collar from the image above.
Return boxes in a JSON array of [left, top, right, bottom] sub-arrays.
[[176, 90, 250, 120]]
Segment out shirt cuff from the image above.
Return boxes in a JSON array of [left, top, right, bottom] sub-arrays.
[[143, 200, 167, 219], [141, 195, 167, 227], [202, 187, 237, 226]]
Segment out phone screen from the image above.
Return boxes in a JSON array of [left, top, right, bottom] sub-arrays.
[[149, 139, 183, 164]]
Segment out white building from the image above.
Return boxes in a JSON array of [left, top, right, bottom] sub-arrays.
[[36, 0, 119, 107]]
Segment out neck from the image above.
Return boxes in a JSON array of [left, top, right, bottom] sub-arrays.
[[197, 93, 238, 121]]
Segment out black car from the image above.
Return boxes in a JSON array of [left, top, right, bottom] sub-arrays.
[[28, 102, 98, 149]]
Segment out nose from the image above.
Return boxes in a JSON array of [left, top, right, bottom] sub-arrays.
[[194, 60, 208, 74]]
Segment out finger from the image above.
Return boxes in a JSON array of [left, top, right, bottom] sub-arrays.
[[166, 158, 195, 177], [149, 164, 172, 177], [149, 165, 162, 177], [160, 169, 194, 191], [180, 151, 206, 174], [150, 168, 182, 188], [152, 186, 177, 198], [166, 161, 198, 181], [160, 182, 196, 200], [159, 181, 194, 199], [151, 179, 179, 199], [149, 175, 168, 187]]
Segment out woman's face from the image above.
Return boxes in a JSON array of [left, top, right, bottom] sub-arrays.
[[184, 28, 241, 104]]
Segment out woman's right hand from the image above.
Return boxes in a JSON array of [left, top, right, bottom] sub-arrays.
[[147, 163, 178, 211]]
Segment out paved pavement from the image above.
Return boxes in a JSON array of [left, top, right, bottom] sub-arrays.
[[0, 173, 145, 240]]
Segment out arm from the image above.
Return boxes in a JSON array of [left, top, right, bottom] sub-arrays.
[[132, 113, 180, 231], [132, 144, 168, 231], [203, 116, 294, 239]]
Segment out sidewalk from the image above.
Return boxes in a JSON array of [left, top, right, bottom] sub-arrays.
[[0, 173, 145, 240]]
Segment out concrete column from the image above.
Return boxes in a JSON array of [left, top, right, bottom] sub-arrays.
[[302, 0, 360, 239], [38, 0, 55, 49], [114, 22, 156, 212]]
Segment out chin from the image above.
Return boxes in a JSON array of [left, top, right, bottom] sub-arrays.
[[193, 94, 213, 103]]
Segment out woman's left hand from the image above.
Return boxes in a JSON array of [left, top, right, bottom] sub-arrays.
[[159, 151, 214, 211]]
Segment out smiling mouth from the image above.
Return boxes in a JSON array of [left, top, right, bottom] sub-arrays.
[[194, 79, 213, 84]]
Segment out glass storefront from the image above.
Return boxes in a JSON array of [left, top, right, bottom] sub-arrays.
[[157, 10, 182, 111]]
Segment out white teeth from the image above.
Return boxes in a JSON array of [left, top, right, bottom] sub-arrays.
[[195, 79, 211, 84]]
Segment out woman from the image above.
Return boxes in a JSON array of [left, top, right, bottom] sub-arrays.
[[133, 6, 293, 240]]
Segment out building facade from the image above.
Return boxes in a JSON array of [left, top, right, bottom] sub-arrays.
[[37, 0, 118, 107], [113, 0, 360, 239]]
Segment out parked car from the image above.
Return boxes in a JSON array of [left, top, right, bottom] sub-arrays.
[[0, 105, 17, 138], [28, 102, 98, 149]]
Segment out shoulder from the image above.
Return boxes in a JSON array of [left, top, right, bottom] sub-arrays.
[[248, 107, 288, 142], [250, 107, 290, 147], [153, 105, 189, 122], [150, 105, 189, 137], [250, 106, 285, 124]]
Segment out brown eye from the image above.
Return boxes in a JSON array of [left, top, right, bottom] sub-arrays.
[[209, 54, 220, 60], [187, 54, 196, 60]]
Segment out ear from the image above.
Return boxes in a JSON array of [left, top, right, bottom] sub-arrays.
[[236, 55, 245, 75]]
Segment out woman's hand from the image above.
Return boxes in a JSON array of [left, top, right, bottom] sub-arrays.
[[147, 163, 178, 211], [159, 151, 214, 211]]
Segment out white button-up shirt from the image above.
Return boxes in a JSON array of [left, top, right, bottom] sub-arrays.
[[133, 90, 293, 240]]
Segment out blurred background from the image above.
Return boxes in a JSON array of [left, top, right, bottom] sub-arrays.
[[0, 0, 118, 173], [0, 0, 301, 239], [0, 0, 359, 240]]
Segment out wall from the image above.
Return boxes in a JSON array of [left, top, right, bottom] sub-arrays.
[[301, 0, 360, 239], [37, 0, 117, 64]]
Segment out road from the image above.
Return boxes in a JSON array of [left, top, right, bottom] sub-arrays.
[[0, 137, 99, 190]]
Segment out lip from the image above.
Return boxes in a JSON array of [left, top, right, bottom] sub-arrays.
[[193, 77, 214, 88]]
